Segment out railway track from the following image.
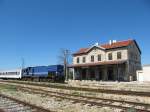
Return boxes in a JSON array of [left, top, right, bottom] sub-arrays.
[[18, 86, 150, 112], [0, 93, 53, 112], [1, 80, 150, 111], [1, 82, 149, 112], [2, 80, 150, 97]]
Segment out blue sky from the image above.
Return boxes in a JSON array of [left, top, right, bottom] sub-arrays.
[[0, 0, 150, 69]]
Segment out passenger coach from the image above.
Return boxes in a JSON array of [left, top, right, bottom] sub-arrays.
[[0, 69, 22, 79]]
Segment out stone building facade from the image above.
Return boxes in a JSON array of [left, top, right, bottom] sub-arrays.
[[69, 39, 141, 81]]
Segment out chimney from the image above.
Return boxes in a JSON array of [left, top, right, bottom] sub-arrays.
[[112, 40, 117, 43], [109, 40, 112, 45], [95, 42, 99, 46]]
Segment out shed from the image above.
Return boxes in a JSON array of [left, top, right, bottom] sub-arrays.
[[136, 65, 150, 81]]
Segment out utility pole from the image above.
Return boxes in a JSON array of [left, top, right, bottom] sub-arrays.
[[58, 49, 70, 81]]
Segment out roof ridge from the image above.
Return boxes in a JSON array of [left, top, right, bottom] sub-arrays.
[[100, 39, 133, 46], [73, 39, 135, 55]]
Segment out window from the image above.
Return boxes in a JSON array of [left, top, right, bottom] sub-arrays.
[[135, 54, 138, 60], [108, 53, 112, 60], [77, 57, 80, 63], [91, 55, 94, 62], [98, 54, 101, 61], [117, 52, 121, 59], [82, 57, 86, 63]]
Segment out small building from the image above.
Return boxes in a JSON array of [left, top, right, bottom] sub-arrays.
[[137, 65, 150, 82], [69, 39, 142, 81]]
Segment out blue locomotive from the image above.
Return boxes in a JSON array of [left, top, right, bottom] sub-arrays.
[[22, 65, 64, 82]]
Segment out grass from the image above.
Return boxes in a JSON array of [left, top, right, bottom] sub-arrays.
[[72, 91, 81, 95], [127, 107, 136, 112], [0, 84, 17, 92]]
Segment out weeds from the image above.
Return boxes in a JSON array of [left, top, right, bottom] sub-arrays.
[[0, 84, 17, 92], [127, 107, 136, 112]]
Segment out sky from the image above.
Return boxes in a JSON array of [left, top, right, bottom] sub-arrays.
[[0, 0, 150, 69]]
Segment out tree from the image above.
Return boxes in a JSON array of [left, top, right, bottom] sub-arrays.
[[58, 49, 71, 81]]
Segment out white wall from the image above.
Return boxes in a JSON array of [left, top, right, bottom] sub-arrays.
[[137, 66, 150, 81]]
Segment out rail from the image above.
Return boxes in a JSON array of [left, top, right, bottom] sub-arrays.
[[0, 93, 54, 112], [2, 80, 150, 97]]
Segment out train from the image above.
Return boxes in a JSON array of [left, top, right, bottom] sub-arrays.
[[0, 69, 22, 79], [0, 65, 64, 82]]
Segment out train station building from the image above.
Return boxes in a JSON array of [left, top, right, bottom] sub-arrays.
[[69, 39, 142, 81]]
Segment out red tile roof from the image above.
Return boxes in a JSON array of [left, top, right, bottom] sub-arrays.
[[73, 39, 140, 56], [68, 60, 127, 68], [74, 48, 89, 54], [101, 39, 133, 49]]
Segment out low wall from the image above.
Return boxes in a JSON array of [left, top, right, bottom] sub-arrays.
[[67, 79, 150, 91]]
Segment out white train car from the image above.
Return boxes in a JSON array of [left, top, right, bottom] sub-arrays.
[[0, 69, 22, 79]]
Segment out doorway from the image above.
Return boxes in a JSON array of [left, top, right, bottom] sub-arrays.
[[98, 70, 103, 80], [90, 69, 95, 80], [108, 68, 114, 80], [82, 69, 86, 80]]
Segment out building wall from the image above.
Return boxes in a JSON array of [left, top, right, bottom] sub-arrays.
[[105, 48, 128, 61], [137, 66, 150, 81], [73, 46, 128, 64], [127, 42, 142, 80]]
